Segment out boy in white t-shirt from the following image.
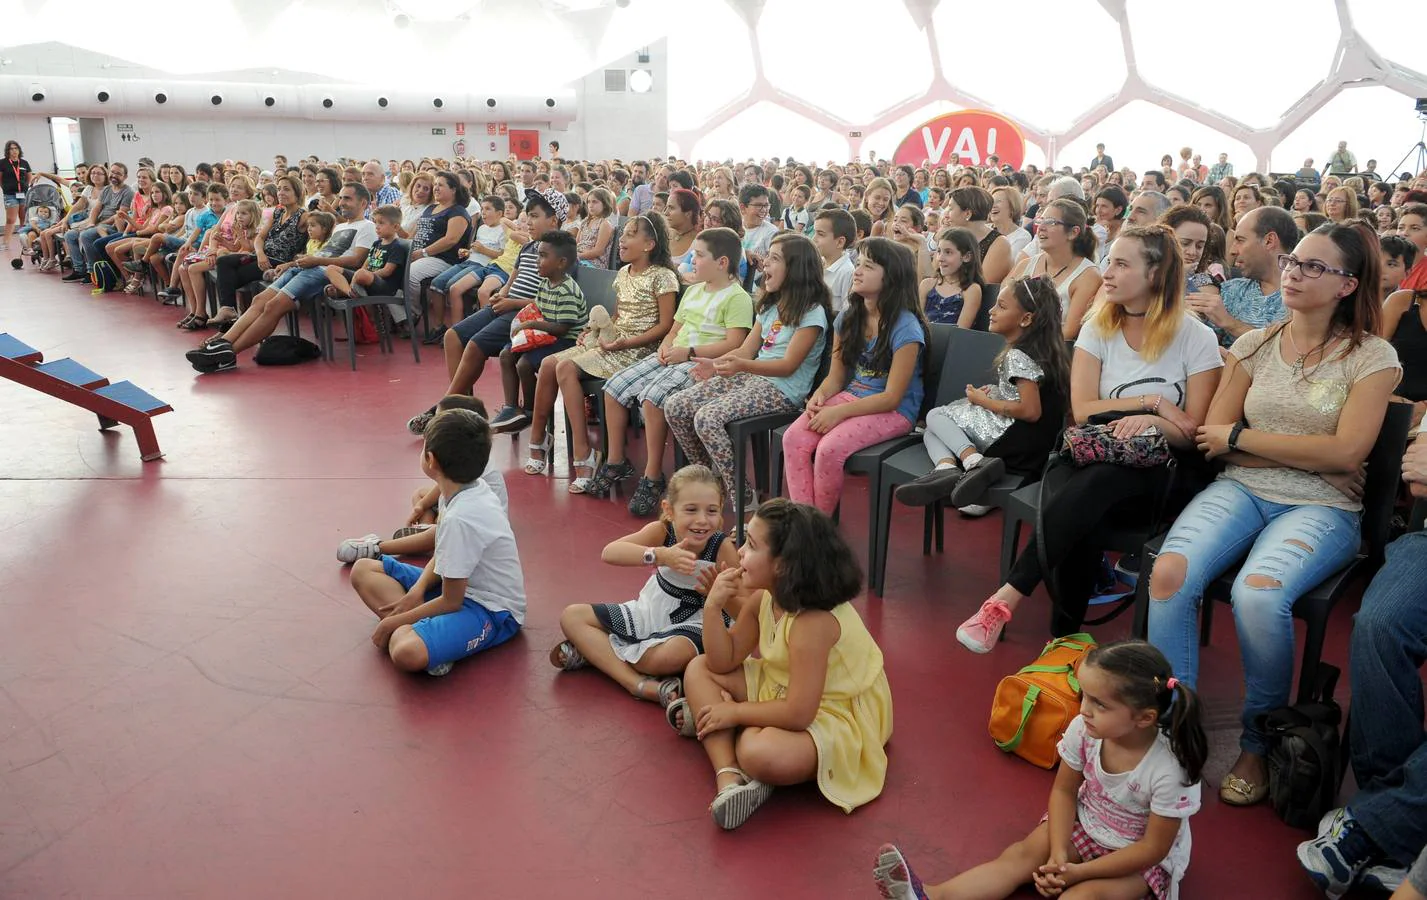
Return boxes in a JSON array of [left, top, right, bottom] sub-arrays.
[[587, 226, 754, 515], [350, 407, 525, 677], [813, 207, 856, 313], [336, 394, 507, 564]]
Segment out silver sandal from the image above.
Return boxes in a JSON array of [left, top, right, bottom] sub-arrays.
[[524, 434, 553, 475], [710, 767, 774, 830], [568, 447, 603, 494], [665, 698, 697, 738]]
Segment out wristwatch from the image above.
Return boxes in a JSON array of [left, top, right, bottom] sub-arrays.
[[1228, 421, 1246, 450], [642, 547, 659, 567]]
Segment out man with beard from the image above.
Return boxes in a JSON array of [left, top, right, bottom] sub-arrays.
[[61, 162, 133, 282]]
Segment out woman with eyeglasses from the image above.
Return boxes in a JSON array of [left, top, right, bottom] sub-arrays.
[[1006, 197, 1101, 339], [1148, 222, 1399, 810]]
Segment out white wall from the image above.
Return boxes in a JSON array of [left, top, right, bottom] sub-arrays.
[[548, 40, 669, 162], [0, 114, 53, 169]]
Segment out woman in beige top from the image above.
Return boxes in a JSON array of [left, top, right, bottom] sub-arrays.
[[1147, 222, 1399, 809]]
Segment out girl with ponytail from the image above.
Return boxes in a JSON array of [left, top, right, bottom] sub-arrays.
[[875, 639, 1205, 900]]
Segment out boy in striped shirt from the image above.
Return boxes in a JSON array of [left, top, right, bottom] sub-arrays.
[[489, 229, 587, 433]]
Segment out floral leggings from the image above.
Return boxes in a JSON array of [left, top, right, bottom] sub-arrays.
[[664, 373, 800, 500], [781, 391, 913, 514]]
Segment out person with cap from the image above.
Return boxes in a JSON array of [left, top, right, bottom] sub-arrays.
[[406, 186, 568, 435]]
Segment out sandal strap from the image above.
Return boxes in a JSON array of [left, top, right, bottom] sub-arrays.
[[714, 767, 748, 783]]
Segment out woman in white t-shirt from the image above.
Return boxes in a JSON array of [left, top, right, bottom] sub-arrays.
[[955, 224, 1223, 655], [1147, 222, 1399, 808]]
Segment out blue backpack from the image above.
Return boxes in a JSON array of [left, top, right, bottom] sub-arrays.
[[90, 260, 121, 292]]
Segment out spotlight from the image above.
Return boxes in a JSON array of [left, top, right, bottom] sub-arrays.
[[628, 69, 653, 93], [378, 96, 389, 108], [393, 12, 410, 28], [210, 94, 223, 106], [28, 84, 44, 102], [432, 98, 443, 109], [545, 98, 555, 108], [154, 91, 168, 104], [96, 89, 110, 103], [486, 98, 496, 108], [264, 95, 276, 107], [322, 97, 334, 109]]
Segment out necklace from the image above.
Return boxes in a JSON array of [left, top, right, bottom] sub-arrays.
[[1123, 309, 1147, 318], [1285, 320, 1333, 373]]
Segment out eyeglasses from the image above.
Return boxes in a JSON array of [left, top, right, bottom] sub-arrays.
[[1032, 217, 1066, 228], [1277, 254, 1355, 280]]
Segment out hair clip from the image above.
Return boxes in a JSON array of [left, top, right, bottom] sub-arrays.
[[1165, 677, 1179, 690]]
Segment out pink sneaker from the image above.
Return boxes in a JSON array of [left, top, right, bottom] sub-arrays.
[[956, 599, 1012, 653]]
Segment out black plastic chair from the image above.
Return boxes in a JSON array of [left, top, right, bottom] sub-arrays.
[[869, 327, 1006, 593], [560, 266, 620, 472], [766, 323, 957, 573], [1130, 400, 1414, 704]]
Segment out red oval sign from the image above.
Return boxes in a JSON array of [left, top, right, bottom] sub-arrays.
[[893, 109, 1026, 170]]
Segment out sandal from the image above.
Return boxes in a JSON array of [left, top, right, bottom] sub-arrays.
[[710, 767, 774, 830], [584, 459, 636, 499], [665, 698, 697, 738], [180, 316, 209, 331], [122, 276, 143, 294], [524, 434, 553, 475], [633, 676, 682, 708], [176, 314, 196, 329], [548, 640, 589, 671], [1220, 773, 1268, 806], [568, 448, 604, 494]]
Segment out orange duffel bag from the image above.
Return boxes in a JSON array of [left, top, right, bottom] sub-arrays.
[[989, 633, 1096, 769]]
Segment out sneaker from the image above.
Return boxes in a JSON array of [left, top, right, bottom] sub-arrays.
[[61, 271, 88, 282], [949, 456, 1005, 508], [1114, 552, 1141, 588], [956, 598, 1012, 654], [391, 524, 434, 540], [190, 348, 237, 373], [1359, 863, 1406, 893], [872, 843, 929, 900], [336, 534, 384, 564], [425, 662, 454, 677], [957, 503, 993, 518], [895, 466, 962, 507], [407, 407, 437, 435], [122, 260, 144, 273], [185, 340, 230, 364], [1297, 808, 1378, 898], [490, 404, 530, 433], [627, 476, 666, 517]]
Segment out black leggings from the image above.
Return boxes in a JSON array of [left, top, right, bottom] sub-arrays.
[[1008, 462, 1171, 636], [215, 254, 267, 310]]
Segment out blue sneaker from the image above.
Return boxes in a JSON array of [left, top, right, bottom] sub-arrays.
[[1297, 808, 1378, 898], [1359, 862, 1406, 893], [873, 843, 928, 900]]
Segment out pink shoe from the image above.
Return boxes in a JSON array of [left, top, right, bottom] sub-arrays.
[[956, 598, 1011, 653]]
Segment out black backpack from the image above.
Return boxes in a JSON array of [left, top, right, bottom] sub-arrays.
[[253, 335, 322, 366], [1259, 663, 1345, 830]]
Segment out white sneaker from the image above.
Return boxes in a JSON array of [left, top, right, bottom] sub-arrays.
[[426, 662, 454, 677], [958, 504, 994, 518], [336, 534, 383, 564]]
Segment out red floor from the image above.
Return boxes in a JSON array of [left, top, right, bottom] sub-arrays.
[[0, 267, 1375, 898]]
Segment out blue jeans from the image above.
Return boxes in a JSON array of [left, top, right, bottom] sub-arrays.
[[430, 258, 486, 294], [1348, 530, 1427, 866], [1146, 478, 1360, 755], [64, 225, 106, 273]]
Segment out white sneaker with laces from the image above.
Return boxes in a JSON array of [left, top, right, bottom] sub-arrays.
[[336, 534, 383, 564]]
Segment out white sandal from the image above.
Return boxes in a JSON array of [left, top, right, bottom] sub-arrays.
[[710, 767, 773, 830], [568, 447, 603, 494], [524, 434, 552, 475]]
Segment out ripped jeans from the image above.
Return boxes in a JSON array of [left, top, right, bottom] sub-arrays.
[[1146, 478, 1360, 755]]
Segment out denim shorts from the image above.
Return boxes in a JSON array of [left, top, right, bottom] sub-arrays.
[[380, 556, 521, 667], [161, 235, 186, 252], [4, 194, 22, 209], [271, 266, 329, 302], [451, 306, 519, 357]]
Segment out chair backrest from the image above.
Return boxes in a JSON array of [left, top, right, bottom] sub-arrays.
[[1360, 400, 1415, 564], [914, 323, 957, 419], [971, 281, 999, 331], [574, 265, 619, 316], [936, 327, 1006, 414]]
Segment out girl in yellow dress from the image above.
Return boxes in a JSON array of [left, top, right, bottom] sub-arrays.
[[668, 498, 893, 830]]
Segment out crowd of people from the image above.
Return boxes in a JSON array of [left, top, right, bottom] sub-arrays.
[[6, 131, 1427, 900]]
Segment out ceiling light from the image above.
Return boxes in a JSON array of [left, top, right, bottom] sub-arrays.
[[628, 69, 653, 93]]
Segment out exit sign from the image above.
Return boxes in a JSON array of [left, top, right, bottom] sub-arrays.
[[431, 127, 447, 136], [848, 131, 862, 138]]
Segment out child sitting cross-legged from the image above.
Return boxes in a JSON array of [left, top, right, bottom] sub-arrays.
[[336, 395, 507, 564], [668, 499, 893, 830], [349, 407, 525, 677], [550, 465, 741, 707], [874, 640, 1205, 900], [895, 275, 1069, 524], [579, 227, 754, 515]]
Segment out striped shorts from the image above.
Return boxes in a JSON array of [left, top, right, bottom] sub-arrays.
[[603, 355, 696, 409]]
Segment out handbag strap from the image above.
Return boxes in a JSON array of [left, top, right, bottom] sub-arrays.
[[994, 684, 1042, 752]]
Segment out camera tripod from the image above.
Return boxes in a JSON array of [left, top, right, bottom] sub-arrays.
[[1388, 114, 1427, 181]]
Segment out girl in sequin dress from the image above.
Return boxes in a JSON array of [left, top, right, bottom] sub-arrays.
[[896, 275, 1071, 509]]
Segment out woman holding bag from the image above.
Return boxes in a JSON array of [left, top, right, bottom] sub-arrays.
[[954, 224, 1223, 654]]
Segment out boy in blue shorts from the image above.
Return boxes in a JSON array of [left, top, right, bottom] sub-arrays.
[[350, 408, 525, 676]]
